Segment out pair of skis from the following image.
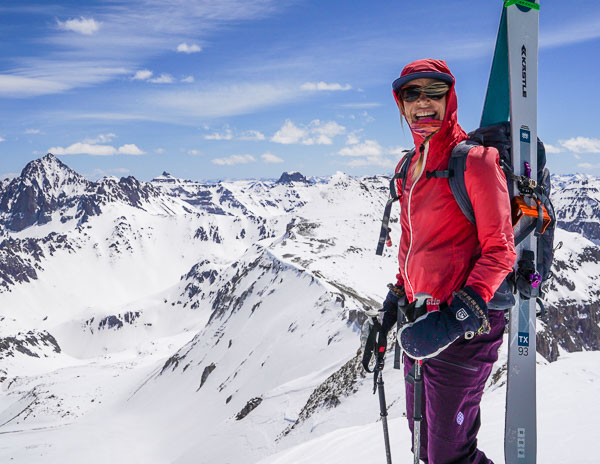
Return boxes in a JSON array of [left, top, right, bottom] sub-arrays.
[[482, 1, 540, 463]]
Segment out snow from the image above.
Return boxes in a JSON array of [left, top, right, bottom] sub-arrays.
[[0, 160, 598, 463]]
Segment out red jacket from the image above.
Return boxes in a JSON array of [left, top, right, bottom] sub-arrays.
[[394, 60, 516, 307]]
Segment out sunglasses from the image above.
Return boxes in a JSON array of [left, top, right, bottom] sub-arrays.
[[397, 82, 450, 102]]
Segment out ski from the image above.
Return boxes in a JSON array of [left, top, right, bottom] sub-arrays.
[[482, 2, 540, 463], [505, 2, 539, 462]]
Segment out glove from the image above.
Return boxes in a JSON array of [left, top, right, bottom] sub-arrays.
[[359, 284, 406, 372], [380, 284, 407, 333], [398, 286, 490, 360]]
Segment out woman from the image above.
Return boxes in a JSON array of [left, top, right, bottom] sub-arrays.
[[382, 59, 516, 463]]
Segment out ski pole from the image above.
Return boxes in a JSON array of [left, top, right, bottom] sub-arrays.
[[375, 367, 393, 464], [413, 359, 423, 464]]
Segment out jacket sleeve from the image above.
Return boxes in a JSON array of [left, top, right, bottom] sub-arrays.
[[464, 146, 516, 302]]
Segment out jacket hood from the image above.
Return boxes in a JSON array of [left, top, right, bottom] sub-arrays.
[[393, 59, 466, 155]]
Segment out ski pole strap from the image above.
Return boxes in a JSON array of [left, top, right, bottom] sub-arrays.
[[376, 149, 415, 256], [361, 319, 380, 373]]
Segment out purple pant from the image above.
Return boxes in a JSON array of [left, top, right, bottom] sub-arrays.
[[403, 309, 505, 464]]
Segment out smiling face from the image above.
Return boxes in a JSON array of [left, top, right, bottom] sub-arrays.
[[399, 78, 447, 126]]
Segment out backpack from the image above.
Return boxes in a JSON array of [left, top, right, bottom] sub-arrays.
[[376, 121, 556, 310]]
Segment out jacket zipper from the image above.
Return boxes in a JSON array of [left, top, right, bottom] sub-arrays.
[[404, 141, 429, 299]]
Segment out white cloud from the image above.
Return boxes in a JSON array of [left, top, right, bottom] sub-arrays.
[[57, 17, 101, 35], [387, 146, 410, 156], [133, 69, 153, 81], [0, 137, 5, 142], [149, 73, 174, 84], [574, 154, 582, 160], [239, 130, 265, 141], [261, 153, 283, 163], [211, 154, 256, 166], [177, 43, 202, 53], [544, 143, 561, 154], [300, 82, 352, 91], [25, 129, 41, 135], [338, 139, 383, 157], [0, 75, 69, 97], [151, 83, 295, 119], [577, 162, 600, 169], [181, 76, 195, 83], [272, 120, 306, 144], [155, 148, 166, 154], [204, 130, 233, 140], [271, 119, 345, 145], [83, 133, 117, 144], [48, 138, 145, 156], [188, 149, 202, 156], [559, 137, 600, 153]]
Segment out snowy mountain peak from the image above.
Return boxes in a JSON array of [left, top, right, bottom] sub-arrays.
[[19, 153, 88, 194]]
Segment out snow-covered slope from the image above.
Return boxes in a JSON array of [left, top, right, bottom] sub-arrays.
[[0, 156, 598, 463]]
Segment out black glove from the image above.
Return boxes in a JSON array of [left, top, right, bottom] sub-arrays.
[[398, 286, 490, 360], [380, 284, 407, 333]]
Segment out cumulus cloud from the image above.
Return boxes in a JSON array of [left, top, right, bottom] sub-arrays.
[[177, 43, 202, 53], [338, 139, 383, 157], [271, 119, 345, 145], [57, 17, 101, 35], [300, 82, 352, 91], [133, 69, 153, 81], [211, 154, 256, 166], [181, 76, 195, 83], [48, 135, 144, 156], [0, 137, 5, 142], [149, 73, 174, 84], [261, 153, 283, 163], [559, 137, 600, 153], [188, 149, 202, 156], [544, 143, 561, 154], [204, 130, 233, 140]]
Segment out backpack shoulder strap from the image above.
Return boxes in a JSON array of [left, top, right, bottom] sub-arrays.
[[375, 149, 415, 256], [448, 140, 480, 225]]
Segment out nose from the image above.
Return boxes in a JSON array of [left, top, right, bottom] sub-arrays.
[[416, 92, 432, 103]]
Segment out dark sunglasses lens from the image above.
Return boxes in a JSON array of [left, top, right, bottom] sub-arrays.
[[400, 87, 420, 102], [399, 83, 449, 102]]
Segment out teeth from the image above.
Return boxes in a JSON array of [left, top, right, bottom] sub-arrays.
[[416, 112, 435, 118]]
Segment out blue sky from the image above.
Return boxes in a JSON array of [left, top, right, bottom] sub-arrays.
[[1, 0, 600, 181]]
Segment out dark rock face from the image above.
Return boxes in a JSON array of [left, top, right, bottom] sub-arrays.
[[199, 363, 216, 390], [0, 154, 89, 231], [553, 176, 600, 243], [281, 354, 364, 436], [0, 154, 163, 232], [0, 330, 61, 359], [84, 311, 142, 333], [0, 233, 74, 292], [235, 397, 262, 420], [277, 172, 309, 184]]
